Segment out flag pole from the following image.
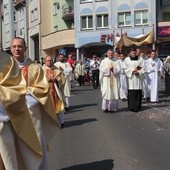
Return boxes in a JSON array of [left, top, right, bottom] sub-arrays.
[[113, 27, 115, 52], [152, 24, 156, 50], [119, 27, 123, 53]]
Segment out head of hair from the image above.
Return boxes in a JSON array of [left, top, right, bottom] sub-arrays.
[[146, 50, 151, 56], [107, 49, 113, 52], [44, 55, 52, 60], [151, 50, 156, 53], [130, 47, 136, 52], [59, 53, 65, 57], [11, 37, 26, 48]]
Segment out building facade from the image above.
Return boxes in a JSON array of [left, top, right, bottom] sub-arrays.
[[156, 0, 170, 57], [75, 0, 113, 59], [40, 0, 75, 59], [74, 0, 156, 59], [1, 0, 170, 61], [2, 0, 16, 51], [27, 0, 40, 61], [2, 0, 28, 52]]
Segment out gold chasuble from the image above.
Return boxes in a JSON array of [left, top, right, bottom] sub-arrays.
[[42, 65, 66, 113], [20, 58, 57, 120], [0, 56, 42, 155], [19, 58, 60, 142]]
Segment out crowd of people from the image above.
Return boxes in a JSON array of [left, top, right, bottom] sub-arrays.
[[40, 48, 169, 115], [99, 48, 169, 113], [0, 36, 170, 170], [55, 47, 170, 114]]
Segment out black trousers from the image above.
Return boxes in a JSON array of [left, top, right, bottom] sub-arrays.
[[165, 74, 170, 96], [91, 70, 99, 89], [78, 75, 84, 86], [128, 89, 142, 111]]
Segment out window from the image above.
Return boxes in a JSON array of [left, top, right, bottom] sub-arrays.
[[80, 0, 93, 3], [134, 10, 148, 26], [81, 15, 93, 30], [30, 8, 38, 22], [5, 12, 9, 25], [53, 2, 59, 15], [20, 28, 23, 36], [34, 8, 38, 20], [162, 12, 170, 21], [31, 10, 33, 21], [14, 12, 17, 22], [6, 31, 9, 43], [53, 25, 58, 32], [96, 14, 108, 29], [118, 12, 131, 27], [161, 0, 170, 6], [20, 28, 25, 38], [14, 30, 17, 37], [19, 9, 24, 21]]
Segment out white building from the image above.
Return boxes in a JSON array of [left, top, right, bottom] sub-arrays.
[[2, 0, 15, 51], [27, 0, 41, 61], [74, 0, 156, 58], [2, 0, 28, 53]]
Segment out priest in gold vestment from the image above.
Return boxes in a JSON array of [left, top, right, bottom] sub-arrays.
[[0, 55, 42, 170], [42, 55, 66, 128], [11, 37, 59, 170]]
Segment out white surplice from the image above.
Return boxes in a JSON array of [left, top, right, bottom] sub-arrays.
[[147, 57, 163, 102], [142, 58, 150, 99], [119, 60, 127, 99], [54, 61, 72, 108], [124, 57, 145, 90], [54, 61, 72, 97]]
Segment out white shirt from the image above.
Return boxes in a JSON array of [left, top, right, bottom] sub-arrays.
[[90, 60, 100, 70]]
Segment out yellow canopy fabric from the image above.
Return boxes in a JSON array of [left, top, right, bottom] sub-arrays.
[[117, 31, 154, 47]]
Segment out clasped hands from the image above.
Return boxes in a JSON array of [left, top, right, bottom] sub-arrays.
[[109, 65, 114, 72], [133, 66, 141, 75], [59, 66, 64, 71], [48, 76, 56, 82]]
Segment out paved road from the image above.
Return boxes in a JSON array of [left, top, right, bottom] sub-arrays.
[[48, 80, 170, 170]]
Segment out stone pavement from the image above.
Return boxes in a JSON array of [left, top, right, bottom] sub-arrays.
[[48, 78, 170, 170], [115, 78, 170, 132]]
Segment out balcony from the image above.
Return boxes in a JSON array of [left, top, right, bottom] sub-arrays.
[[62, 4, 74, 20], [14, 0, 26, 10], [42, 29, 75, 50]]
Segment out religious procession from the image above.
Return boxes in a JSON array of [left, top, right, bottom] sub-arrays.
[[1, 0, 170, 169], [69, 47, 170, 113], [0, 35, 170, 169]]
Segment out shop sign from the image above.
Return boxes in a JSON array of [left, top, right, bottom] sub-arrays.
[[158, 26, 170, 37], [100, 34, 113, 43]]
